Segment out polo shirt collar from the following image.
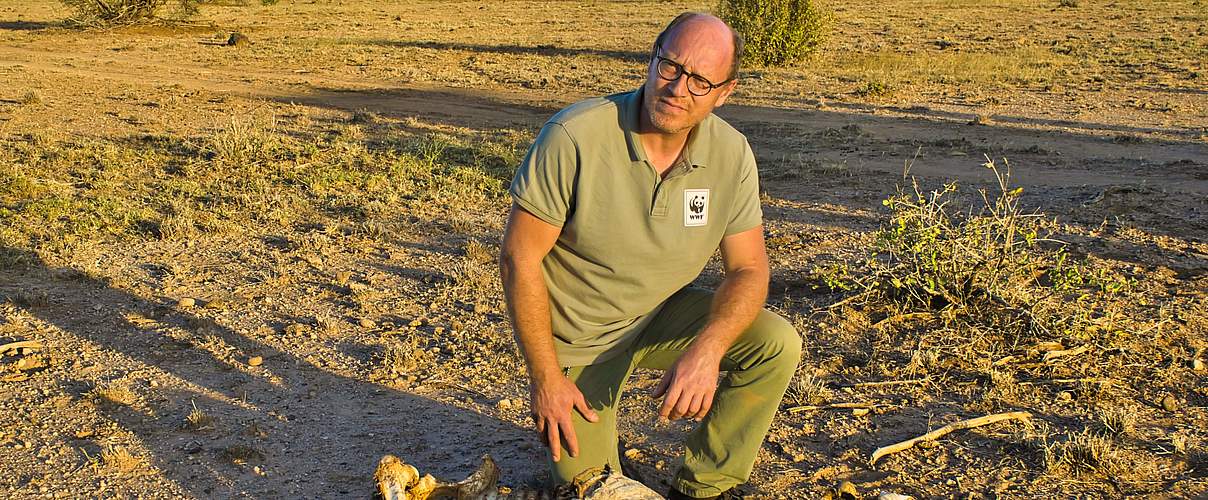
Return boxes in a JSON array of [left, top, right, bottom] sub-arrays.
[[621, 88, 710, 169]]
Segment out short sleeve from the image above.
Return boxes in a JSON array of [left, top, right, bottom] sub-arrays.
[[509, 123, 578, 226], [725, 142, 763, 236]]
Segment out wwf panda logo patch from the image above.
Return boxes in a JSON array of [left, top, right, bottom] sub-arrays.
[[684, 189, 709, 227]]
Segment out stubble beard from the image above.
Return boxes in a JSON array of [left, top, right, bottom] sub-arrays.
[[642, 89, 693, 135]]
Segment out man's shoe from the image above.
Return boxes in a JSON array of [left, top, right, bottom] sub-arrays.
[[667, 487, 743, 500]]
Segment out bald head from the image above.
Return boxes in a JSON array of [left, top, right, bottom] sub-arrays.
[[652, 12, 744, 80]]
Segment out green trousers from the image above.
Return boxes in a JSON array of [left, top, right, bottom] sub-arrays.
[[548, 287, 802, 498]]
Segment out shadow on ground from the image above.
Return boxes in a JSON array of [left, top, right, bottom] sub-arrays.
[[0, 246, 541, 497]]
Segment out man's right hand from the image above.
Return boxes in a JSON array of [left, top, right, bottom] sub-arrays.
[[530, 373, 599, 462]]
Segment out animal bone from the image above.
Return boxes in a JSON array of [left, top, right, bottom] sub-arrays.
[[374, 454, 663, 500]]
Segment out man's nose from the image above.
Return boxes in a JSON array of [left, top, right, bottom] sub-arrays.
[[667, 73, 691, 97]]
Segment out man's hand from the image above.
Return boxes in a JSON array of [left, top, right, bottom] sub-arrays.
[[652, 344, 723, 421], [531, 374, 599, 462]]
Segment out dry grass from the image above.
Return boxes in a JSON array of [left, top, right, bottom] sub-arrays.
[[786, 372, 832, 406], [101, 445, 144, 474], [90, 383, 137, 407], [220, 444, 265, 465], [372, 336, 437, 387], [183, 401, 215, 431]]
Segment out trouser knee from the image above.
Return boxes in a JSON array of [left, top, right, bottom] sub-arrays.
[[740, 310, 802, 379]]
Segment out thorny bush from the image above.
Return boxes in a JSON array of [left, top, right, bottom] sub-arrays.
[[824, 157, 1134, 348]]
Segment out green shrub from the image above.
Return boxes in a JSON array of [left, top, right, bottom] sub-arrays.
[[716, 0, 832, 67]]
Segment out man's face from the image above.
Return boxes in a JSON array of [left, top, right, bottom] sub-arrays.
[[641, 28, 736, 135]]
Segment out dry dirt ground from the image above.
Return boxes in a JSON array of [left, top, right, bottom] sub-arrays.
[[1, 0, 1206, 498]]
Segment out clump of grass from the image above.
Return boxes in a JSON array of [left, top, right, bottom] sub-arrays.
[[220, 444, 265, 465], [90, 383, 137, 406], [1096, 407, 1137, 437], [206, 115, 281, 168], [1044, 430, 1127, 476], [786, 372, 832, 406], [855, 80, 890, 97], [371, 336, 436, 386], [101, 445, 144, 474], [19, 91, 41, 105], [183, 400, 214, 431], [451, 239, 500, 293]]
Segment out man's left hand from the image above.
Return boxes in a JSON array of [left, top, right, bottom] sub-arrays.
[[653, 345, 723, 421]]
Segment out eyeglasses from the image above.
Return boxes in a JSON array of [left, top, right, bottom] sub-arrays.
[[653, 45, 733, 97]]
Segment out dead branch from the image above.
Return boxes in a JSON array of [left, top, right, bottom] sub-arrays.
[[832, 379, 926, 389], [869, 411, 1032, 465], [787, 402, 880, 414], [872, 312, 935, 328], [1041, 344, 1089, 363], [0, 341, 42, 356]]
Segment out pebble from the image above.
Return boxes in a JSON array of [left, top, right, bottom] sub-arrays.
[[624, 448, 643, 460], [359, 319, 376, 329], [178, 297, 195, 308], [248, 356, 263, 367], [495, 399, 512, 411], [1160, 394, 1179, 412], [1194, 358, 1205, 372]]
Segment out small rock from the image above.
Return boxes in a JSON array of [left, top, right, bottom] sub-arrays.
[[879, 493, 914, 500], [655, 460, 665, 470], [1160, 394, 1178, 412], [495, 399, 512, 411], [837, 481, 859, 500], [178, 297, 196, 308], [248, 356, 263, 367], [624, 448, 643, 460], [1194, 358, 1205, 372], [359, 318, 376, 329], [852, 408, 870, 417]]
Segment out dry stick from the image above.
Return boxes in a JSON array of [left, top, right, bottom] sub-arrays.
[[0, 340, 42, 355], [787, 402, 879, 414], [872, 312, 935, 328], [1041, 344, 1089, 363], [824, 291, 871, 311], [869, 411, 1032, 466], [854, 378, 926, 388]]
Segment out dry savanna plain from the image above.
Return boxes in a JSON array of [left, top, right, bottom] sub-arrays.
[[1, 0, 1206, 498]]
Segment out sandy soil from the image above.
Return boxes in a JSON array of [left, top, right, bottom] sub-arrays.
[[1, 0, 1206, 498]]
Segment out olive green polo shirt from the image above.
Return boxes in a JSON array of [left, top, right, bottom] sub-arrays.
[[509, 88, 762, 367]]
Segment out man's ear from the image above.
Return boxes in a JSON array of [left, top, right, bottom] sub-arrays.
[[713, 80, 738, 108]]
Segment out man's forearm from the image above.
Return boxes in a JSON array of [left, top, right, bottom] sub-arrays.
[[692, 266, 769, 357], [500, 258, 563, 383]]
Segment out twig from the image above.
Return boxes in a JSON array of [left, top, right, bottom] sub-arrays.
[[869, 411, 1032, 465], [0, 341, 42, 355], [787, 402, 879, 414], [824, 290, 871, 311], [872, 312, 935, 328], [833, 379, 926, 389], [1019, 377, 1116, 386], [1042, 344, 1089, 363]]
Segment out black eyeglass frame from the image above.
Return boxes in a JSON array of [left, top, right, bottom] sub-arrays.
[[652, 45, 734, 97]]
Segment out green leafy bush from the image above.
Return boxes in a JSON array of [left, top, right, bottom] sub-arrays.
[[716, 0, 832, 67]]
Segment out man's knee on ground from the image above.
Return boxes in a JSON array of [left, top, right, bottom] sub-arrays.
[[742, 310, 801, 372]]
